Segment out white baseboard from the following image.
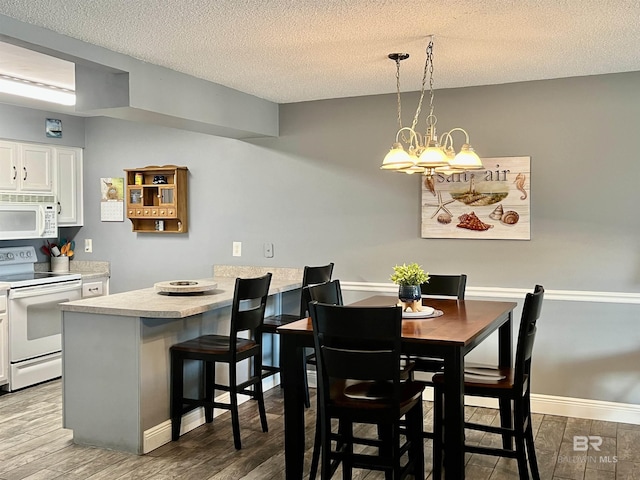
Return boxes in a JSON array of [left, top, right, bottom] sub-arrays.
[[306, 371, 640, 425], [457, 394, 640, 425], [143, 375, 280, 454]]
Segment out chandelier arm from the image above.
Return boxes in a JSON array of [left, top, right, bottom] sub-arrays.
[[446, 127, 471, 144], [395, 126, 419, 147], [440, 131, 453, 149]]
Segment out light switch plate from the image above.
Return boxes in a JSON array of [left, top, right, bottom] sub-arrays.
[[263, 242, 274, 258]]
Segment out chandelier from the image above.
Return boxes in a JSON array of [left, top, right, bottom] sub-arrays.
[[380, 36, 483, 176]]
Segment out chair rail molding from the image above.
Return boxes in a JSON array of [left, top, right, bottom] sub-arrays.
[[340, 281, 640, 304]]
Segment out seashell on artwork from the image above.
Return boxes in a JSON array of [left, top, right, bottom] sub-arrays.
[[489, 204, 504, 220], [437, 213, 452, 224], [501, 210, 520, 225]]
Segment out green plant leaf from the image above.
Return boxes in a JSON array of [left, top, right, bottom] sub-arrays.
[[390, 263, 430, 286]]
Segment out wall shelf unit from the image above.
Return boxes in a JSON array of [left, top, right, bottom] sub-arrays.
[[124, 165, 188, 233]]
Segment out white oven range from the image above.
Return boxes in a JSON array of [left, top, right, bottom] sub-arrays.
[[0, 246, 81, 391]]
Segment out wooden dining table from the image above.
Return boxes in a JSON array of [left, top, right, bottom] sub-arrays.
[[277, 295, 518, 480]]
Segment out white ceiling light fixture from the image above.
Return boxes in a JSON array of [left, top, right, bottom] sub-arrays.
[[0, 74, 76, 106], [380, 36, 483, 176]]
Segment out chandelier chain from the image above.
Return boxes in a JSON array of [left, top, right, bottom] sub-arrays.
[[394, 58, 410, 143], [427, 39, 435, 121], [410, 39, 431, 132]]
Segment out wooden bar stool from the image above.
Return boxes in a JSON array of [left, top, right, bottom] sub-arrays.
[[170, 273, 272, 450], [309, 302, 425, 480], [262, 263, 334, 406], [432, 285, 544, 480], [412, 274, 467, 378]]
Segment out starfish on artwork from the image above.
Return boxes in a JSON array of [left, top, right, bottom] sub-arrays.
[[424, 190, 455, 219]]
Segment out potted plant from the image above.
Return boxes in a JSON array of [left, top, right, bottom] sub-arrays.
[[390, 263, 430, 309]]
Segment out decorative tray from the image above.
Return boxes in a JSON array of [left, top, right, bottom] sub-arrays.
[[154, 279, 217, 295], [401, 307, 443, 319]]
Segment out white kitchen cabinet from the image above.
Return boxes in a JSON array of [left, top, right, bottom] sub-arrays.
[[0, 140, 53, 192], [20, 144, 53, 192], [1, 140, 84, 226], [0, 292, 8, 387], [0, 140, 19, 191], [54, 147, 84, 226]]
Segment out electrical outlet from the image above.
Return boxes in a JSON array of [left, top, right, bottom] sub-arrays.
[[84, 239, 93, 253], [263, 242, 274, 258], [232, 241, 242, 257]]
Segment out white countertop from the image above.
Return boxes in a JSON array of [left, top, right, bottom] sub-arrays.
[[60, 275, 300, 318]]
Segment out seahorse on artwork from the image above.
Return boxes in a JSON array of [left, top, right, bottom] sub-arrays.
[[514, 173, 527, 200], [424, 175, 436, 196]]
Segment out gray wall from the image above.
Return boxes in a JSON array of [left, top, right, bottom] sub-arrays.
[[77, 72, 640, 293], [2, 70, 640, 405], [0, 103, 85, 147]]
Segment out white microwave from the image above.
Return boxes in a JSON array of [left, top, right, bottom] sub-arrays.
[[0, 193, 58, 240]]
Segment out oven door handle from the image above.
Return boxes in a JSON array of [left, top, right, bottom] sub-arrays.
[[9, 281, 83, 299]]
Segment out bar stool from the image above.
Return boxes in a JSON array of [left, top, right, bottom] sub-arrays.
[[432, 285, 544, 480], [262, 263, 334, 406], [309, 302, 425, 480], [408, 274, 467, 378], [170, 273, 272, 450]]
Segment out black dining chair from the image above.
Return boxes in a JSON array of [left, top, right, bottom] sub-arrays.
[[412, 274, 467, 377], [432, 285, 545, 480], [306, 279, 418, 479], [301, 279, 344, 385], [303, 280, 343, 480], [309, 302, 425, 480], [262, 263, 334, 407], [169, 273, 272, 450], [305, 279, 343, 307]]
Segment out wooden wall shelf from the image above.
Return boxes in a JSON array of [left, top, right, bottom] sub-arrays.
[[124, 165, 188, 233]]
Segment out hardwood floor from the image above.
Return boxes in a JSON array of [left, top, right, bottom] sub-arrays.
[[1, 380, 639, 479]]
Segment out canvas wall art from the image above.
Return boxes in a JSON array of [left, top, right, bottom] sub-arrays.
[[421, 156, 531, 240]]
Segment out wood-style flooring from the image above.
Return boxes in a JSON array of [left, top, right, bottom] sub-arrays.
[[0, 380, 639, 479]]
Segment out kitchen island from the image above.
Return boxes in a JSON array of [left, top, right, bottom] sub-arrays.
[[60, 267, 302, 454]]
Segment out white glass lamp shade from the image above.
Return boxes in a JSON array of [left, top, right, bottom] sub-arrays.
[[449, 144, 484, 170], [381, 143, 414, 170], [416, 143, 449, 168]]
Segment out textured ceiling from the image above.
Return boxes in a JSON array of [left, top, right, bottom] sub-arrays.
[[1, 0, 640, 104]]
